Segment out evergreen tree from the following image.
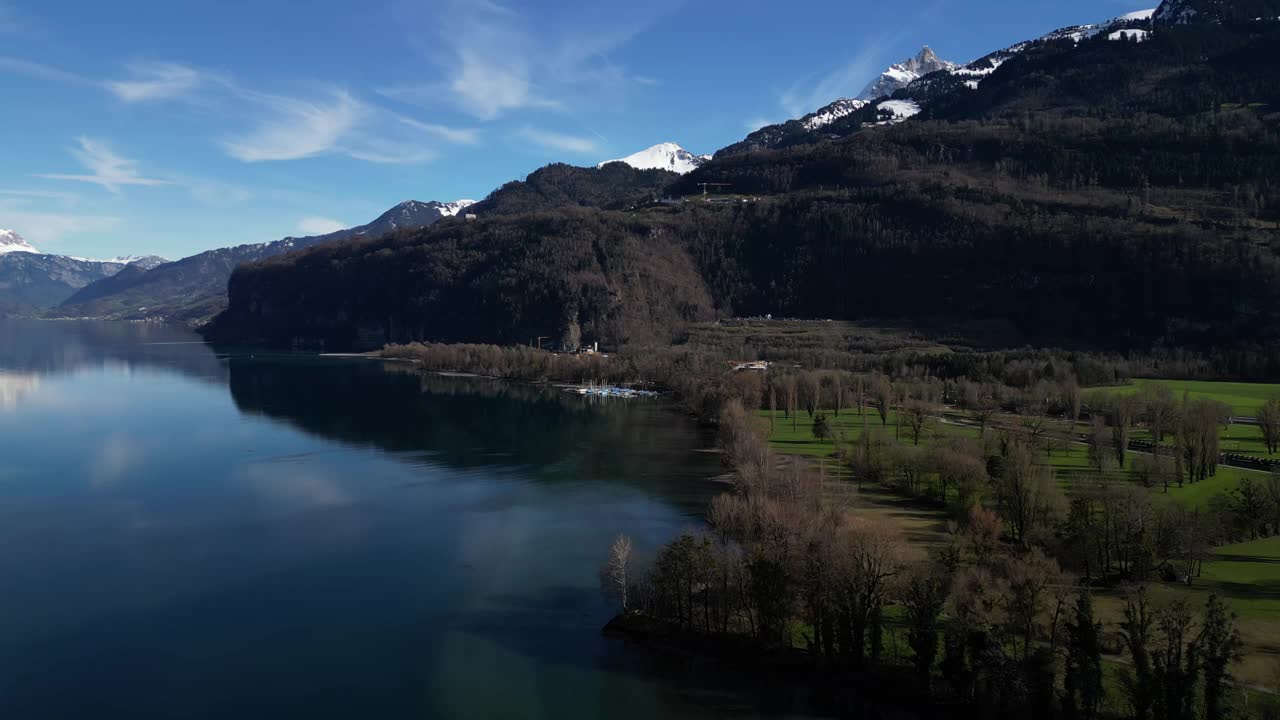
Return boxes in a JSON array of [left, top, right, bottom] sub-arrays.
[[1063, 587, 1104, 719], [1199, 594, 1241, 720], [1119, 588, 1156, 720]]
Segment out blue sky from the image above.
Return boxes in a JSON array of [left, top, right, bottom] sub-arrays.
[[1, 0, 1154, 260]]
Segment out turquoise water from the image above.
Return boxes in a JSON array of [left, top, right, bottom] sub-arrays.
[[0, 320, 811, 719]]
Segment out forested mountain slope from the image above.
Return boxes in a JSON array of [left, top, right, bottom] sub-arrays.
[[205, 208, 715, 349], [207, 6, 1280, 354]]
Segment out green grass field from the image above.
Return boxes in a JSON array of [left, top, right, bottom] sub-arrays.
[[1088, 379, 1280, 417], [761, 405, 1273, 506], [760, 401, 1280, 688], [1201, 536, 1280, 600]]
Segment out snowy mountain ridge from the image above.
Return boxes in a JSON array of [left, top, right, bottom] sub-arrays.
[[359, 200, 477, 235], [598, 143, 710, 174], [802, 98, 871, 131]]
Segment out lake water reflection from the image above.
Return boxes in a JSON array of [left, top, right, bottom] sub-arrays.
[[0, 320, 822, 719]]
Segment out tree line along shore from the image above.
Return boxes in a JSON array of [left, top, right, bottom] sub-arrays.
[[380, 329, 1280, 718]]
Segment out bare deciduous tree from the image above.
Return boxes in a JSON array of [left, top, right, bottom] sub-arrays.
[[1258, 397, 1280, 454], [872, 374, 893, 427], [967, 505, 1001, 566], [903, 399, 932, 446], [1111, 395, 1137, 468], [992, 440, 1063, 544], [601, 533, 634, 612]]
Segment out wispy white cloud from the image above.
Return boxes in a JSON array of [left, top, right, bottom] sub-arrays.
[[452, 49, 561, 120], [514, 127, 599, 154], [37, 136, 169, 193], [297, 216, 346, 235], [0, 55, 462, 166], [224, 89, 363, 162], [395, 116, 480, 145], [224, 88, 461, 165], [744, 117, 779, 133], [385, 0, 672, 121], [106, 62, 201, 102], [633, 75, 661, 86]]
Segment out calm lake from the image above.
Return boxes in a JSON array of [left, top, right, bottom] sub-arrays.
[[0, 320, 812, 719]]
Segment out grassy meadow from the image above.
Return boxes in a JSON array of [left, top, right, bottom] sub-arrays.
[[1088, 378, 1280, 417], [755, 379, 1280, 687]]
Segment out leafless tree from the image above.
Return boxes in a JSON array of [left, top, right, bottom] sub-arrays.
[[967, 504, 1002, 566], [1141, 383, 1178, 449], [1087, 415, 1109, 473], [1061, 379, 1083, 427], [902, 399, 932, 446], [933, 442, 988, 509], [803, 371, 821, 419], [783, 375, 799, 431], [1179, 397, 1230, 483], [833, 518, 906, 667], [1003, 548, 1065, 659], [992, 440, 1064, 544], [1111, 395, 1137, 468], [872, 373, 893, 426], [833, 373, 844, 418], [601, 533, 634, 612], [968, 383, 1000, 439], [1258, 397, 1280, 454]]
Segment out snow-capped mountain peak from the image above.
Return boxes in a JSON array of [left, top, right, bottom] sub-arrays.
[[857, 46, 957, 101], [0, 230, 40, 256], [598, 143, 710, 175]]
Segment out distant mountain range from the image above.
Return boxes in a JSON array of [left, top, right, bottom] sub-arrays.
[[46, 199, 474, 322], [0, 229, 169, 317]]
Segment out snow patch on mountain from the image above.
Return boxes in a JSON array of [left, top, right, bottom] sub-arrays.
[[865, 99, 922, 126], [857, 47, 956, 101], [1109, 28, 1151, 41], [436, 200, 477, 218], [802, 98, 870, 130], [1119, 8, 1157, 21], [0, 230, 39, 256], [598, 143, 709, 174]]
